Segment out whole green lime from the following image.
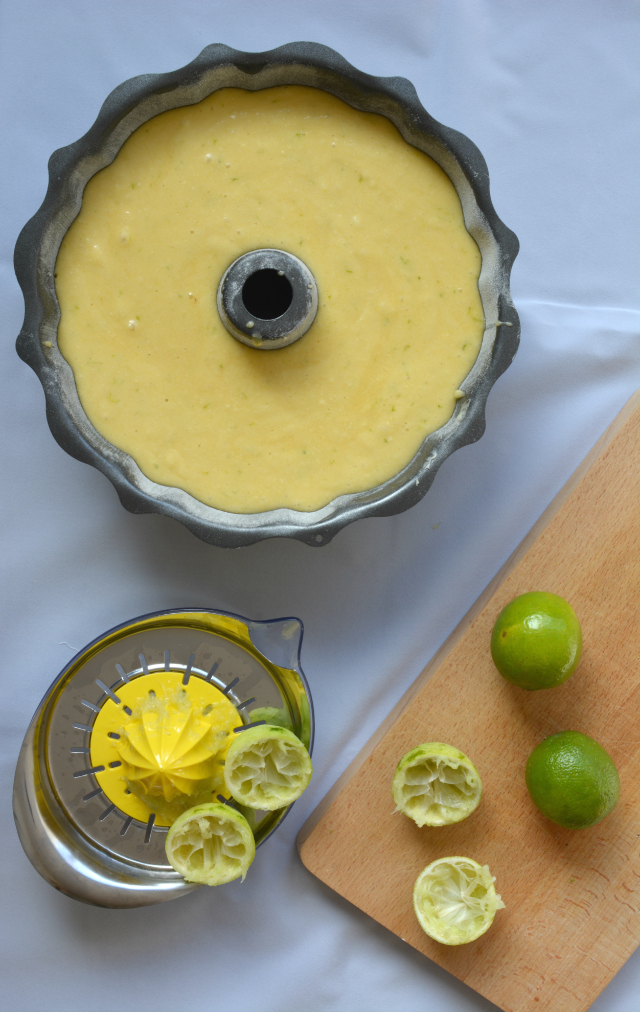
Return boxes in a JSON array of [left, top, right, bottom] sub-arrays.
[[490, 591, 582, 690], [525, 731, 620, 829]]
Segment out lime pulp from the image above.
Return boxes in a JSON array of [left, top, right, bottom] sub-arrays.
[[165, 802, 255, 885], [392, 742, 482, 827], [413, 857, 505, 945], [224, 725, 312, 811]]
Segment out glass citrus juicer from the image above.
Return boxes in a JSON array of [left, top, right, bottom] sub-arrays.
[[13, 608, 313, 908]]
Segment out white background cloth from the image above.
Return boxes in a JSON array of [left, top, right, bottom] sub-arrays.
[[1, 2, 638, 1010]]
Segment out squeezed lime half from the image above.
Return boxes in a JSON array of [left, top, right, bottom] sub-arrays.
[[224, 725, 312, 811], [165, 802, 255, 885], [413, 856, 505, 944], [392, 742, 482, 826]]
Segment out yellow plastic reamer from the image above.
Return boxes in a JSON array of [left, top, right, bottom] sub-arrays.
[[90, 671, 240, 826]]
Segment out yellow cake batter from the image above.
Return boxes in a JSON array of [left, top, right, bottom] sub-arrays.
[[55, 86, 484, 513]]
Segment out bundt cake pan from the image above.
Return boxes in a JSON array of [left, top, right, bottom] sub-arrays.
[[15, 42, 519, 548]]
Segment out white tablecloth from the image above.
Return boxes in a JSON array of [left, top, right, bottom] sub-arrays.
[[1, 2, 638, 1010]]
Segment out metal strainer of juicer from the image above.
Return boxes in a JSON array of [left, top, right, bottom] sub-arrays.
[[13, 608, 313, 908]]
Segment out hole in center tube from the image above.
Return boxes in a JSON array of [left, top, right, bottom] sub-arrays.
[[242, 269, 293, 320]]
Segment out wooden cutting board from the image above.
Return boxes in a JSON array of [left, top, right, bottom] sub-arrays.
[[298, 391, 640, 1012]]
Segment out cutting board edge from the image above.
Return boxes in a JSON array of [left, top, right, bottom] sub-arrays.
[[297, 388, 640, 852], [303, 860, 639, 1012]]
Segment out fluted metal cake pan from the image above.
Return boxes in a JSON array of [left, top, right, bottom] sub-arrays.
[[15, 42, 520, 548]]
